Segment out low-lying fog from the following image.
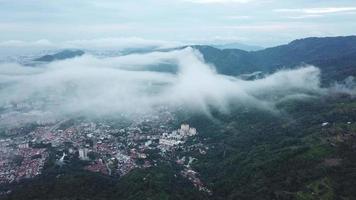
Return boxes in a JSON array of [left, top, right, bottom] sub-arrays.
[[0, 47, 327, 127]]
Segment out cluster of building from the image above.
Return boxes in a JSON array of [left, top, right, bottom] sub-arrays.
[[0, 107, 211, 194], [159, 124, 197, 150], [0, 139, 48, 184]]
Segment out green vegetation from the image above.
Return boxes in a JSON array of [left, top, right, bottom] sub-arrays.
[[296, 178, 334, 200], [2, 94, 356, 200], [177, 94, 356, 200], [3, 163, 207, 200], [194, 36, 356, 83]]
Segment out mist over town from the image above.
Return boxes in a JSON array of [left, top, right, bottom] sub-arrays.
[[1, 1, 356, 200]]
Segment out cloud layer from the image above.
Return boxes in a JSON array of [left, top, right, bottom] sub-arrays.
[[182, 0, 253, 4], [0, 48, 323, 127], [0, 37, 182, 58]]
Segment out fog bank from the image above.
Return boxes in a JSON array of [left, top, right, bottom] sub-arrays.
[[0, 48, 324, 126]]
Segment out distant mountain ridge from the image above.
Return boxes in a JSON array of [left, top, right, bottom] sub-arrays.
[[192, 36, 356, 83], [34, 49, 85, 62], [32, 36, 356, 83]]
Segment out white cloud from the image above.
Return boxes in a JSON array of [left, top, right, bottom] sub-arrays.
[[287, 14, 324, 19], [62, 37, 183, 50], [0, 39, 57, 57], [0, 0, 355, 47], [183, 0, 253, 4], [0, 37, 183, 57], [0, 39, 53, 48], [330, 76, 356, 97], [0, 48, 323, 127], [275, 7, 356, 14], [225, 15, 252, 20], [186, 35, 249, 44], [215, 23, 319, 32]]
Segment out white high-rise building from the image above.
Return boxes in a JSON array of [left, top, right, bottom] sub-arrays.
[[188, 128, 197, 136], [79, 148, 89, 160], [181, 124, 190, 132], [18, 143, 29, 149]]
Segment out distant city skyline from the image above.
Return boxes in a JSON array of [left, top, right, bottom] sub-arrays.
[[0, 0, 355, 48]]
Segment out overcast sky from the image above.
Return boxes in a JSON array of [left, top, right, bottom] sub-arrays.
[[0, 0, 356, 47]]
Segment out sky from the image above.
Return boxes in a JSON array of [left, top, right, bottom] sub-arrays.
[[0, 0, 356, 48]]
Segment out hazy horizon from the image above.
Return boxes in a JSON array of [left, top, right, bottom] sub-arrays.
[[0, 0, 356, 48]]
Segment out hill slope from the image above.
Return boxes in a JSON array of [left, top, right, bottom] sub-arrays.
[[194, 36, 356, 83]]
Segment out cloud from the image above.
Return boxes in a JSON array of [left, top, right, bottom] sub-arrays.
[[0, 48, 323, 127], [0, 39, 57, 58], [275, 7, 356, 14], [0, 39, 54, 48], [275, 7, 356, 21], [215, 23, 319, 32], [185, 35, 249, 44], [0, 0, 355, 48], [224, 15, 252, 20], [0, 37, 183, 57], [182, 0, 253, 4], [287, 14, 324, 19], [330, 76, 356, 97], [62, 37, 183, 50]]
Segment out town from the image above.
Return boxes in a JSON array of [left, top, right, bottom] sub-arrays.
[[0, 108, 211, 194]]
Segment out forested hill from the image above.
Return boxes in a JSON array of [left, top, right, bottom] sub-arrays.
[[193, 36, 356, 83], [3, 36, 356, 200], [31, 36, 356, 83]]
